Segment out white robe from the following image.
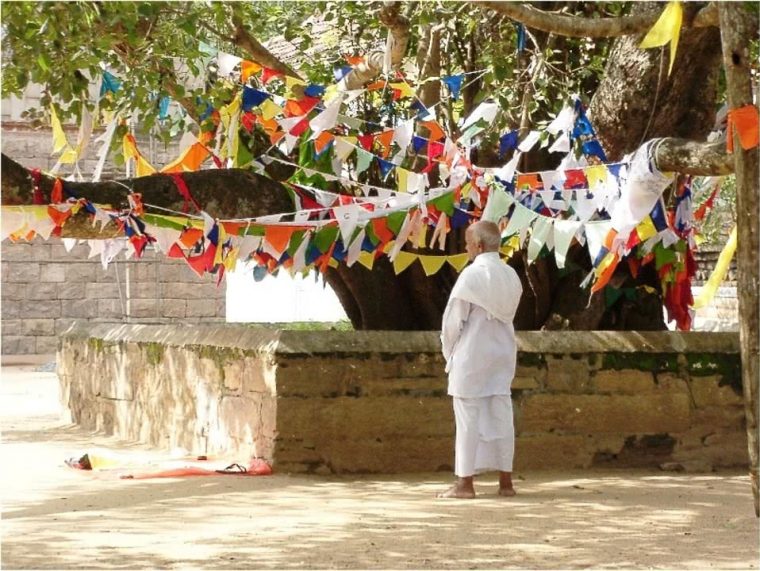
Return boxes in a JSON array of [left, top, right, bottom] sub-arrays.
[[441, 251, 522, 397], [441, 251, 523, 476]]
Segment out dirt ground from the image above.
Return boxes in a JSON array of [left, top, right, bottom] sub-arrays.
[[1, 357, 758, 570]]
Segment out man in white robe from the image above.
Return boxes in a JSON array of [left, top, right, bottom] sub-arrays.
[[437, 220, 523, 499]]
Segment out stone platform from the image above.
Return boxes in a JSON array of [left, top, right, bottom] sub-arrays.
[[58, 324, 747, 473]]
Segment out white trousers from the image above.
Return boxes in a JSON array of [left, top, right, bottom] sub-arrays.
[[453, 395, 515, 477]]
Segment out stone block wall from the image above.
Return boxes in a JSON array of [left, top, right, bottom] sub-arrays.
[[58, 325, 279, 459], [1, 239, 225, 354], [58, 325, 747, 473]]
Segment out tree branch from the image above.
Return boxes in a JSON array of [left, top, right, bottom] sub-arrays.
[[1, 153, 293, 238], [342, 1, 411, 90], [653, 138, 733, 176], [230, 6, 302, 79], [472, 1, 719, 38]]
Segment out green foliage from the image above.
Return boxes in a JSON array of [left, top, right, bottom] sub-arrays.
[[694, 175, 737, 247], [1, 1, 615, 148]]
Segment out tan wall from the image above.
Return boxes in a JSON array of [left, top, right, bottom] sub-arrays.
[[58, 325, 747, 473], [1, 239, 226, 354]]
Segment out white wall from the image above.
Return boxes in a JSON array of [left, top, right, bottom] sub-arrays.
[[225, 263, 348, 323]]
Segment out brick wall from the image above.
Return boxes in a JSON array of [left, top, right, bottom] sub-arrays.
[[1, 239, 225, 354]]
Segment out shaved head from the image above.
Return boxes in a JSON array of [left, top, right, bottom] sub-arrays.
[[467, 220, 502, 252]]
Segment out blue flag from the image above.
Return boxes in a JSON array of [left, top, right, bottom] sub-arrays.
[[499, 130, 519, 157], [442, 75, 464, 100], [242, 86, 271, 111], [377, 157, 395, 179], [100, 71, 121, 97]]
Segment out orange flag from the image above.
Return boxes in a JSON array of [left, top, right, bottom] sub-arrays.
[[314, 131, 335, 155], [241, 60, 262, 82], [265, 225, 296, 254], [726, 104, 759, 153], [375, 130, 395, 158], [420, 121, 445, 141], [162, 143, 210, 173]]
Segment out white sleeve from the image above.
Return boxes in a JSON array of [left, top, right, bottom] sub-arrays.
[[441, 297, 471, 362]]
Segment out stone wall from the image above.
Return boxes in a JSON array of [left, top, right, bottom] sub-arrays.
[[58, 325, 747, 473], [1, 239, 225, 354]]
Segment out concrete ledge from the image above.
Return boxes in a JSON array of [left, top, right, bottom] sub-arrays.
[[58, 324, 746, 474]]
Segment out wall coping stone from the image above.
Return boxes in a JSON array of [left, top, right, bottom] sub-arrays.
[[61, 323, 740, 356]]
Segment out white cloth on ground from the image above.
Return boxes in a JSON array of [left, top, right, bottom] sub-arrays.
[[454, 395, 515, 477]]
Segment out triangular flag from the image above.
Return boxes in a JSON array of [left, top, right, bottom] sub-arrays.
[[418, 255, 447, 276], [482, 187, 513, 223], [553, 219, 582, 269], [392, 118, 414, 151], [420, 121, 445, 141], [527, 216, 553, 263], [442, 75, 464, 100], [260, 98, 283, 121], [392, 251, 417, 274], [447, 253, 470, 272], [358, 250, 376, 270], [261, 67, 284, 84], [377, 157, 395, 179], [346, 228, 365, 267], [333, 204, 359, 246], [335, 136, 357, 160], [549, 132, 571, 153], [517, 130, 541, 152], [309, 94, 343, 137], [241, 60, 262, 82], [355, 148, 373, 175], [639, 0, 683, 75], [547, 104, 576, 135], [503, 199, 537, 238], [584, 221, 614, 264]]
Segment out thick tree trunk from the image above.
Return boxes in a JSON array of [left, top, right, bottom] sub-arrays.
[[718, 2, 760, 518], [590, 3, 722, 160]]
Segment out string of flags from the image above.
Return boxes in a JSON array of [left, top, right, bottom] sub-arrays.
[[5, 23, 752, 331]]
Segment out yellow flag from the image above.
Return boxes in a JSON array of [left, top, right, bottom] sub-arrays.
[[388, 82, 415, 98], [358, 251, 375, 270], [396, 167, 409, 192], [639, 0, 683, 75], [392, 251, 417, 274], [50, 104, 71, 155], [58, 147, 79, 164], [223, 247, 240, 272], [692, 227, 737, 310], [635, 216, 658, 242], [214, 223, 227, 266], [418, 255, 447, 276], [260, 99, 283, 121], [584, 165, 608, 191], [135, 156, 156, 177], [447, 253, 470, 272]]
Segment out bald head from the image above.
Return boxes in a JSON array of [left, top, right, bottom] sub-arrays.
[[467, 220, 502, 252]]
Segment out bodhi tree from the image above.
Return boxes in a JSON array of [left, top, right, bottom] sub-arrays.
[[0, 1, 748, 331], [1, 0, 758, 513]]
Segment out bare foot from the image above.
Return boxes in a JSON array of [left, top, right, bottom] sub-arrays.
[[498, 487, 516, 497], [436, 484, 476, 499]]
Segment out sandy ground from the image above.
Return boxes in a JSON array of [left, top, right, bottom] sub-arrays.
[[1, 357, 758, 570]]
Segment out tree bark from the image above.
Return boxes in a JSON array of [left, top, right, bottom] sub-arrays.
[[589, 3, 723, 161], [718, 2, 760, 517], [341, 2, 411, 91]]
